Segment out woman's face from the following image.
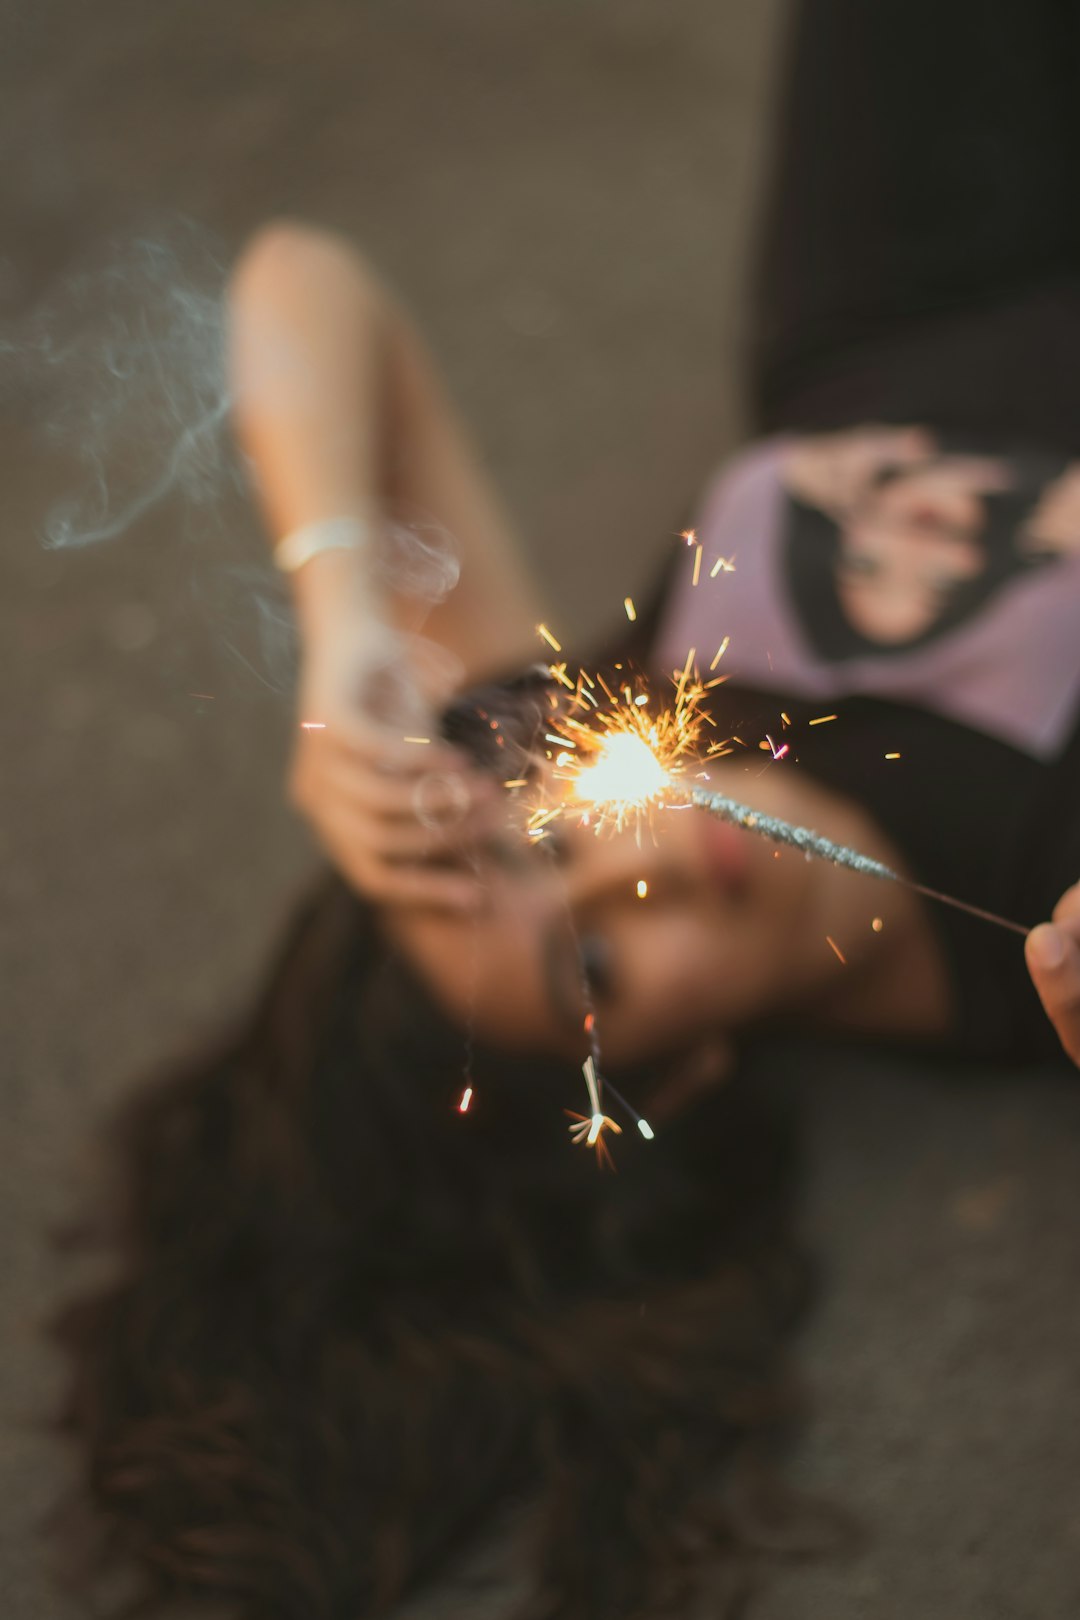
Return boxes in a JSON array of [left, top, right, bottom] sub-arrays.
[[388, 778, 821, 1069]]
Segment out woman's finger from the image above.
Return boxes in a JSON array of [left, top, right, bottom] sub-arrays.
[[298, 716, 466, 780], [319, 819, 485, 912], [344, 806, 491, 862], [1026, 918, 1080, 1069], [301, 748, 500, 825], [377, 861, 487, 912], [1052, 880, 1080, 929]]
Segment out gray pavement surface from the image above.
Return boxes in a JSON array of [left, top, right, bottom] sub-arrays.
[[5, 2, 1080, 1616]]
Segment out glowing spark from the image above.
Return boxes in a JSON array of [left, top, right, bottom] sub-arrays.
[[624, 596, 637, 621], [189, 692, 215, 700], [564, 1054, 623, 1166], [709, 555, 736, 576], [681, 528, 697, 546], [403, 735, 430, 744], [872, 917, 884, 932], [636, 879, 648, 899], [529, 806, 561, 829], [637, 1118, 655, 1141], [826, 935, 847, 964], [885, 752, 901, 760], [527, 653, 711, 860], [709, 637, 730, 670], [781, 712, 791, 727], [566, 1110, 622, 1167], [537, 623, 563, 652], [301, 721, 327, 731], [583, 1054, 601, 1112], [503, 778, 528, 788], [458, 1085, 473, 1113], [676, 645, 696, 704], [692, 546, 703, 587], [575, 733, 670, 817], [809, 714, 837, 726]]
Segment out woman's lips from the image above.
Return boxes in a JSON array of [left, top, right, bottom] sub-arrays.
[[694, 808, 751, 897]]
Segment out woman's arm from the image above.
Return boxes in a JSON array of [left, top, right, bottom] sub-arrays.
[[227, 222, 543, 907], [1026, 882, 1080, 1067], [228, 219, 542, 674]]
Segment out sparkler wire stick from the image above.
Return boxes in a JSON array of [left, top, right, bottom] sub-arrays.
[[682, 784, 1028, 938]]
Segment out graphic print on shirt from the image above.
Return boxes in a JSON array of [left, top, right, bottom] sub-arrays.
[[653, 429, 1080, 760], [781, 432, 1075, 659]]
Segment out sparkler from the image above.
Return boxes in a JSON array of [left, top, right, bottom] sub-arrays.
[[525, 639, 1027, 1167], [531, 662, 1029, 939], [533, 651, 721, 838]]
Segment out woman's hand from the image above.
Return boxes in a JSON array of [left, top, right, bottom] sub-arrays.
[[1021, 462, 1080, 556], [289, 613, 498, 911], [1025, 882, 1080, 1067], [782, 425, 936, 515]]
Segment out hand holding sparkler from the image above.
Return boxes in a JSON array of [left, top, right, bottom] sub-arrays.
[[1026, 881, 1080, 1068]]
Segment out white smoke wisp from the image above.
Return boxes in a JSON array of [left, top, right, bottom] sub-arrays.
[[2, 222, 235, 552], [378, 515, 461, 605], [7, 218, 470, 692]]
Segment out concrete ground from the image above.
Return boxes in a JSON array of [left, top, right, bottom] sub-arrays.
[[4, 2, 1080, 1616]]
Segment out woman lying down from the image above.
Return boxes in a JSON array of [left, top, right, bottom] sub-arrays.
[[54, 12, 1080, 1614]]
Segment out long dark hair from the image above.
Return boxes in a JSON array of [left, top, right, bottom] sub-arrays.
[[53, 871, 823, 1619]]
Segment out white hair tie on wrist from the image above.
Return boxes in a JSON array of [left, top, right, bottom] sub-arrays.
[[273, 514, 373, 574]]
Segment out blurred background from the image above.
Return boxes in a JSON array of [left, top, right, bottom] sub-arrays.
[[5, 3, 1080, 1616]]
